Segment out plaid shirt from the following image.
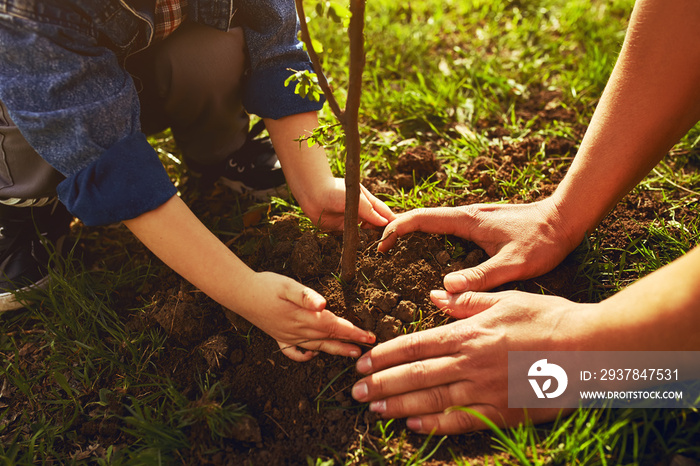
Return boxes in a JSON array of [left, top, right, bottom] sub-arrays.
[[154, 0, 188, 40]]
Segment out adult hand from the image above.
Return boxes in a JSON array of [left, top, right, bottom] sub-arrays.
[[378, 199, 581, 293], [237, 271, 377, 362], [350, 289, 587, 434]]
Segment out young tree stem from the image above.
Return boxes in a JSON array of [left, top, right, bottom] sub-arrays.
[[294, 0, 366, 282], [340, 0, 366, 282]]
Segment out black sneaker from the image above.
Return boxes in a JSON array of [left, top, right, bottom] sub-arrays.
[[0, 201, 72, 312], [188, 120, 287, 200]]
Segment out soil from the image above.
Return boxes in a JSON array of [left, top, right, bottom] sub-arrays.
[[5, 88, 699, 464]]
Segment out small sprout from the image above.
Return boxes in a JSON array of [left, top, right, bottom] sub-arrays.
[[285, 68, 323, 102]]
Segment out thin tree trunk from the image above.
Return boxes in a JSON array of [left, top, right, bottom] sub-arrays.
[[294, 0, 366, 283], [339, 0, 366, 283]]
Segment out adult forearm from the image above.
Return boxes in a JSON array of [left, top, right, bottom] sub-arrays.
[[574, 246, 700, 351], [552, 0, 700, 240]]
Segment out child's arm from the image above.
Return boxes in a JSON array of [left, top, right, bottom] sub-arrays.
[[123, 194, 376, 361], [264, 112, 396, 230]]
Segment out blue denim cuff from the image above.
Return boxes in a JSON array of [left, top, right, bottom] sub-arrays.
[[57, 133, 177, 226], [243, 61, 325, 120]]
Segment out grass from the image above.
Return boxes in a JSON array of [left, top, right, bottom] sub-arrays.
[[1, 244, 248, 464], [2, 0, 700, 464]]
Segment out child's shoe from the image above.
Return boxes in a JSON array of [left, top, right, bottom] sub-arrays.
[[0, 201, 72, 312], [188, 120, 287, 200]]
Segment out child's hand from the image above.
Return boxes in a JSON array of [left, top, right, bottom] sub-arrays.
[[234, 270, 376, 362], [263, 113, 396, 231], [302, 178, 396, 231], [125, 196, 375, 363]]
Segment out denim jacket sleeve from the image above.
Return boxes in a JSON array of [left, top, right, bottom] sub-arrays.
[[0, 0, 323, 227], [0, 14, 177, 226], [234, 0, 325, 119]]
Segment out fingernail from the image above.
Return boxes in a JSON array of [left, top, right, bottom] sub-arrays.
[[430, 289, 448, 304], [349, 349, 361, 358], [356, 354, 372, 373], [352, 382, 368, 401], [366, 331, 376, 343], [444, 273, 467, 292], [369, 400, 386, 413], [406, 417, 423, 431]]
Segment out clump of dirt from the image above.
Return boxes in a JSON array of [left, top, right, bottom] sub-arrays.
[[395, 145, 445, 188], [149, 282, 228, 347], [289, 230, 323, 279]]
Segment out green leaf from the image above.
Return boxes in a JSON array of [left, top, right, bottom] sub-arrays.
[[54, 371, 73, 397], [285, 69, 323, 102]]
